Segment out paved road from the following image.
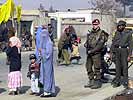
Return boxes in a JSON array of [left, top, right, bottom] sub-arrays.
[[0, 45, 130, 100]]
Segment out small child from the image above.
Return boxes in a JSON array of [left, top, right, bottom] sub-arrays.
[[70, 40, 81, 63], [27, 54, 40, 95], [6, 41, 22, 95]]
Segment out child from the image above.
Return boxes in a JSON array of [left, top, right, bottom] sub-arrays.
[[70, 40, 81, 64], [27, 54, 40, 95], [6, 27, 21, 65], [6, 41, 22, 95]]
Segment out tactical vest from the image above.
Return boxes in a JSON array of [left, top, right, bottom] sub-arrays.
[[87, 29, 103, 48]]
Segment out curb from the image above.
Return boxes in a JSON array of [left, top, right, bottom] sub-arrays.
[[80, 86, 125, 100]]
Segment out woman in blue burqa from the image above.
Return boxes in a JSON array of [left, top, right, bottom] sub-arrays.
[[35, 26, 43, 59], [39, 28, 55, 97]]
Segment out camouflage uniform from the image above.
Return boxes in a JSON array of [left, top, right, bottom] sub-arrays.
[[84, 28, 108, 89]]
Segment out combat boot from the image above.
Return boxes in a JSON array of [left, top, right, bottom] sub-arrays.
[[111, 79, 121, 88], [91, 79, 102, 89], [123, 82, 128, 89], [84, 79, 94, 88], [101, 76, 108, 83], [112, 82, 121, 88]]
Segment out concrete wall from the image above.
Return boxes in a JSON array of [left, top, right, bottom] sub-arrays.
[[61, 13, 116, 37], [61, 13, 116, 47], [48, 10, 116, 40], [92, 13, 116, 34], [33, 17, 50, 27]]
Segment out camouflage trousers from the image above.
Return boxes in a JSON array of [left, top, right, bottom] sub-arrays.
[[85, 53, 101, 80]]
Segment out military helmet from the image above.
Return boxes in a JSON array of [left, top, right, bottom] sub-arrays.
[[29, 54, 36, 60], [117, 20, 126, 26], [92, 19, 100, 25]]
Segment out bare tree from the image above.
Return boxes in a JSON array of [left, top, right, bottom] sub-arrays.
[[89, 0, 133, 17], [49, 5, 55, 13], [88, 0, 119, 12], [88, 0, 124, 17], [115, 0, 131, 17]]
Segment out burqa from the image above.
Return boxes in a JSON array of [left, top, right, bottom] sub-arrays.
[[35, 26, 43, 59], [39, 29, 55, 94]]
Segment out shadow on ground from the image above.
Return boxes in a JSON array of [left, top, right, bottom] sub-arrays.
[[54, 86, 61, 97], [20, 86, 30, 94], [0, 88, 6, 94]]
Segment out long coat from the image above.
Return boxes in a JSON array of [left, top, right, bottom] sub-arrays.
[[6, 46, 21, 72], [35, 26, 43, 59], [39, 29, 55, 93]]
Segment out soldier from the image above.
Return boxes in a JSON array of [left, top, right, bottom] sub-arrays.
[[84, 19, 108, 89], [111, 20, 132, 88]]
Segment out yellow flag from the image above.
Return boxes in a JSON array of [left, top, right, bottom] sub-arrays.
[[0, 0, 15, 24], [0, 4, 6, 24], [16, 5, 22, 23], [4, 0, 15, 22], [11, 0, 15, 17]]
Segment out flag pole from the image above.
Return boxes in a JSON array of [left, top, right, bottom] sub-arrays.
[[17, 0, 22, 37], [11, 16, 15, 27]]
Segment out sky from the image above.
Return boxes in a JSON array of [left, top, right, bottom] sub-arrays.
[[0, 0, 90, 11]]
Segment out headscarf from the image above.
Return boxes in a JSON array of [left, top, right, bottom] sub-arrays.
[[9, 36, 21, 48], [40, 28, 53, 59], [40, 29, 52, 49], [35, 26, 43, 59], [8, 27, 21, 48], [36, 26, 43, 48]]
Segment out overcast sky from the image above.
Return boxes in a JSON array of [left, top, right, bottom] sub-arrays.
[[1, 0, 90, 11]]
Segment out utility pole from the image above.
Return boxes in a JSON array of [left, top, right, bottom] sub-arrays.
[[123, 3, 126, 17]]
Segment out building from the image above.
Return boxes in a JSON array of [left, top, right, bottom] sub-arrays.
[[48, 9, 116, 39], [17, 10, 50, 37]]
